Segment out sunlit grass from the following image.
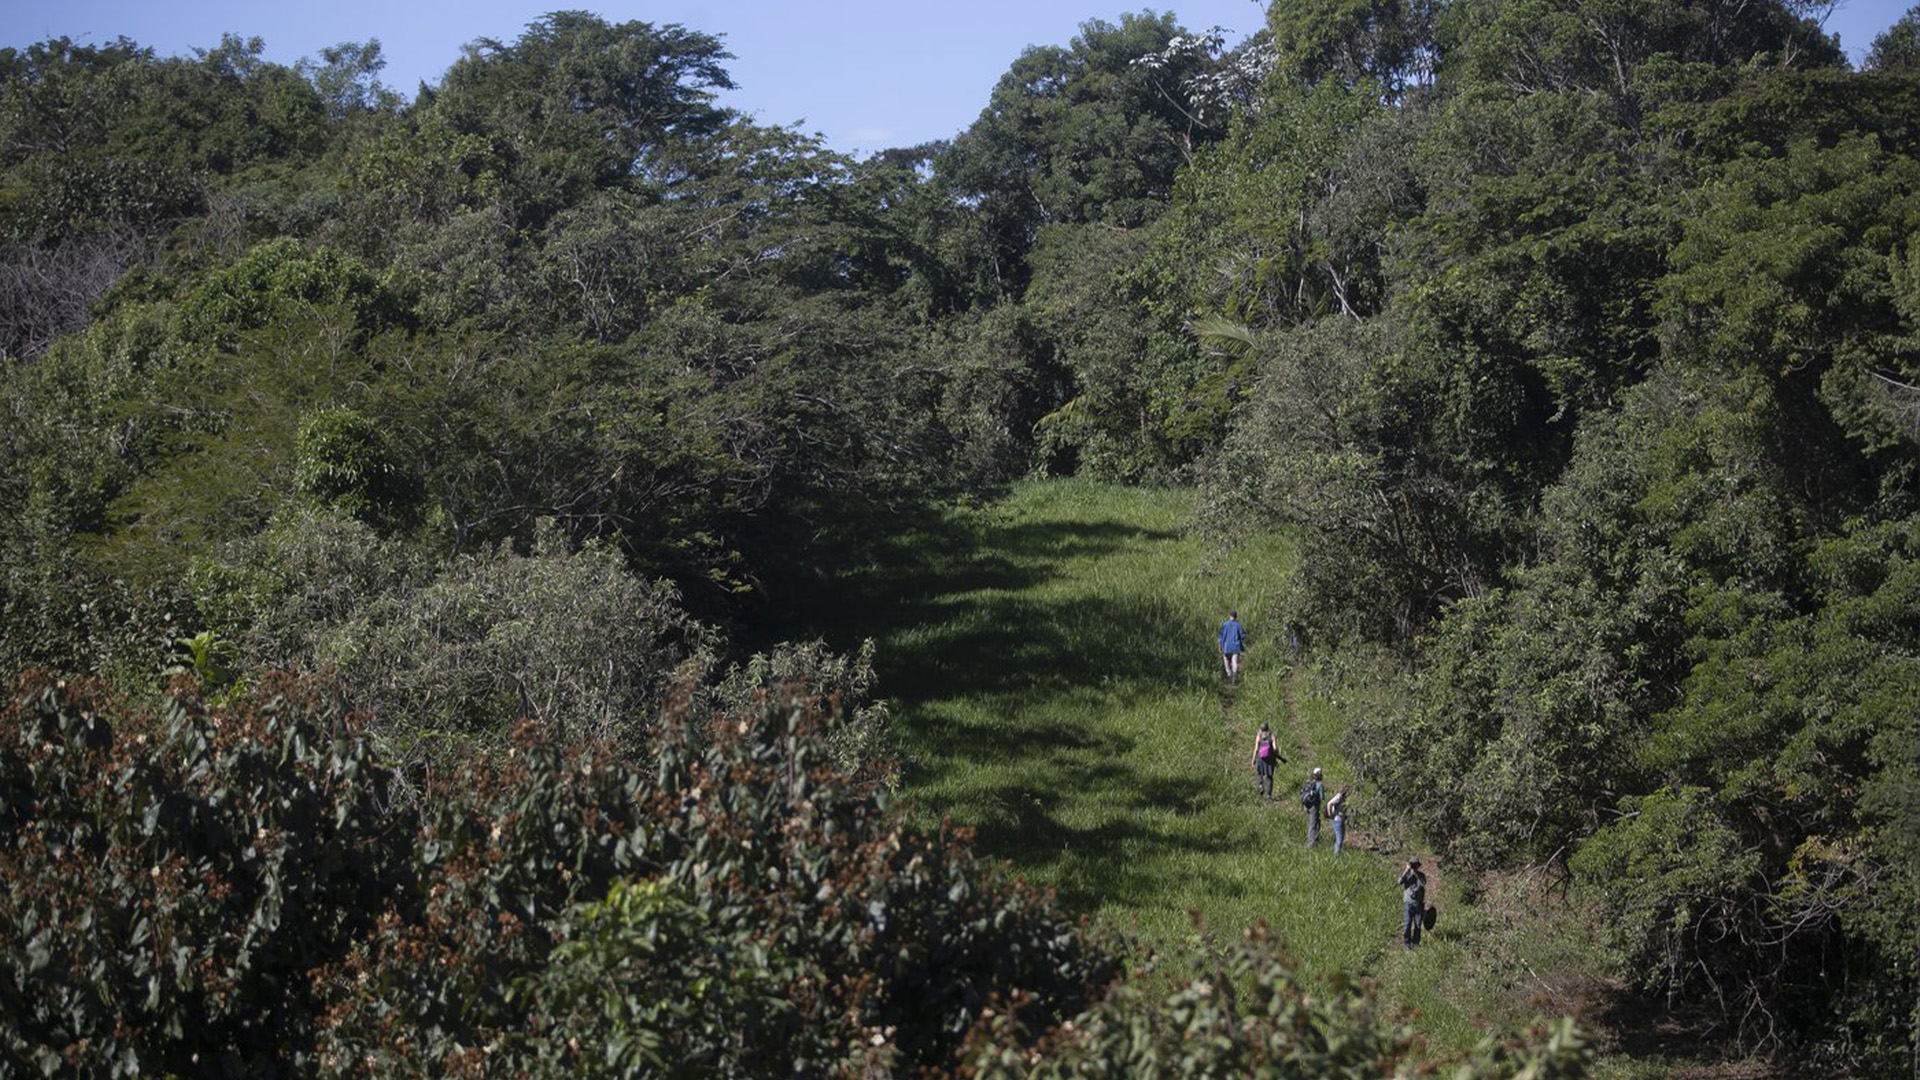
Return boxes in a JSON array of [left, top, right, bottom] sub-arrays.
[[786, 478, 1660, 1070], [812, 479, 1404, 986]]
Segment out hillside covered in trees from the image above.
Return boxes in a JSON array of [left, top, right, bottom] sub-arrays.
[[1, 0, 1915, 1075]]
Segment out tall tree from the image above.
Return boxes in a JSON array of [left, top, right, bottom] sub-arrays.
[[934, 11, 1229, 303], [428, 12, 735, 226]]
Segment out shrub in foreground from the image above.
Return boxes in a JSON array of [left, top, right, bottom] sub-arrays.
[[960, 924, 1591, 1080], [0, 671, 1114, 1076], [0, 673, 402, 1076]]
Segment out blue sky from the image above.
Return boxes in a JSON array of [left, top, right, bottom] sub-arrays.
[[3, 1, 1910, 157]]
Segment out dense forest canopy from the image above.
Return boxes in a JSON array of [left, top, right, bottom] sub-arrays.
[[0, 0, 1915, 1075]]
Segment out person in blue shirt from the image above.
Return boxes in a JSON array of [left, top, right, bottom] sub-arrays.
[[1218, 610, 1246, 684]]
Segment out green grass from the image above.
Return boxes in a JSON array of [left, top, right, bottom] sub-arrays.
[[798, 479, 1406, 985], [783, 478, 1680, 1071]]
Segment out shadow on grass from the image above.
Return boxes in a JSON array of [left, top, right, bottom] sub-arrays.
[[952, 767, 1244, 913], [895, 591, 1200, 703], [838, 511, 1188, 682], [775, 496, 1235, 913]]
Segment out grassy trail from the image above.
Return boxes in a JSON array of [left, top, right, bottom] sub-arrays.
[[803, 480, 1407, 985]]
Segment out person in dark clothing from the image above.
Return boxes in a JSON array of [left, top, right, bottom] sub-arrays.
[[1251, 721, 1279, 800], [1400, 859, 1427, 949], [1218, 610, 1246, 683], [1303, 767, 1324, 846]]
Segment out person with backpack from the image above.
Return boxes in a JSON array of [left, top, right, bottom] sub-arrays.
[[1250, 721, 1280, 800], [1326, 787, 1349, 855], [1399, 859, 1427, 949], [1218, 610, 1246, 684], [1300, 767, 1325, 846]]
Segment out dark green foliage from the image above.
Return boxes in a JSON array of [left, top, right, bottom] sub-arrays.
[[695, 637, 898, 789], [296, 41, 397, 121], [191, 513, 709, 770], [932, 12, 1234, 304], [1, 6, 1253, 678], [0, 673, 404, 1076], [0, 670, 1120, 1077], [1025, 224, 1166, 480], [1349, 389, 1692, 865], [5, 1, 1915, 1070], [429, 12, 733, 227], [0, 668, 1595, 1078], [906, 13, 1261, 483], [1570, 519, 1919, 1058], [292, 406, 417, 529], [1436, 0, 1842, 102], [1182, 1, 1919, 1067], [923, 305, 1067, 485], [0, 35, 329, 242], [1267, 0, 1438, 93]]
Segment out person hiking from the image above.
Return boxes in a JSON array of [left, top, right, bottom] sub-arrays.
[[1326, 787, 1349, 855], [1300, 767, 1325, 847], [1399, 859, 1428, 949], [1219, 610, 1246, 684], [1251, 721, 1280, 801]]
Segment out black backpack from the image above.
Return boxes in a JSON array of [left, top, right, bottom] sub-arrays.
[[1299, 781, 1318, 809]]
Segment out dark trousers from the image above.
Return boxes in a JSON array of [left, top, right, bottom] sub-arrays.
[[1255, 759, 1273, 799], [1402, 901, 1423, 948]]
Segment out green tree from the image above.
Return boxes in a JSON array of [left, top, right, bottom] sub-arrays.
[[427, 11, 734, 227], [296, 39, 397, 118], [934, 11, 1230, 303], [1267, 0, 1438, 93], [1864, 4, 1920, 74]]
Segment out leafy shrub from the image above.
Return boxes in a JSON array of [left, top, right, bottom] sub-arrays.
[[928, 307, 1059, 485], [960, 924, 1592, 1080], [1, 667, 1591, 1079], [1348, 396, 1692, 869], [1569, 518, 1920, 1058], [197, 516, 710, 770], [190, 508, 423, 670], [292, 406, 418, 530], [0, 668, 1121, 1077], [170, 237, 407, 351], [696, 637, 897, 788], [0, 672, 404, 1076]]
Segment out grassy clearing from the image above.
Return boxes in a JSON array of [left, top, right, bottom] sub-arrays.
[[794, 479, 1405, 985], [782, 478, 1706, 1074], [775, 478, 1671, 1066]]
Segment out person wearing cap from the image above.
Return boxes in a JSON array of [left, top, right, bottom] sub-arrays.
[[1218, 610, 1246, 684], [1302, 767, 1325, 847], [1399, 859, 1427, 949]]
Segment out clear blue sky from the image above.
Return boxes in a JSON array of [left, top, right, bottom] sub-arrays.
[[3, 1, 1910, 158]]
